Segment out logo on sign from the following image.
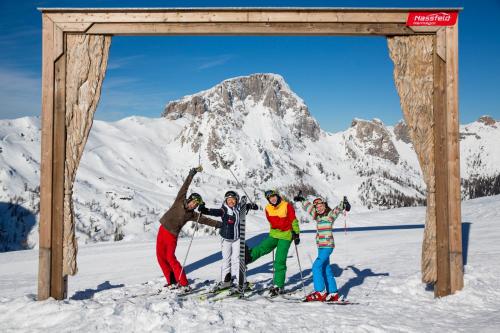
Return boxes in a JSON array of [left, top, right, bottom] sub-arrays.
[[406, 12, 458, 26]]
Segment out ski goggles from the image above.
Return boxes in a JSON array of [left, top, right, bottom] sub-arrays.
[[313, 198, 325, 206], [187, 193, 203, 204], [264, 190, 278, 199]]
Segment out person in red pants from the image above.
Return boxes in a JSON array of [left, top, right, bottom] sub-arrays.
[[157, 166, 221, 291]]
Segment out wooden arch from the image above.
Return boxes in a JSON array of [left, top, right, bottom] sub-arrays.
[[38, 7, 462, 300]]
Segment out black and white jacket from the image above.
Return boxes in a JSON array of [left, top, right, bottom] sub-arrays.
[[200, 202, 258, 240]]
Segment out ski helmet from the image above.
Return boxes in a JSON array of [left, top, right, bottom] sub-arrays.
[[265, 189, 281, 206], [313, 198, 325, 206], [224, 190, 239, 203], [264, 189, 279, 200], [313, 197, 330, 216], [187, 192, 203, 205]]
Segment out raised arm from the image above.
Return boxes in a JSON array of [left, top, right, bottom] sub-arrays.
[[301, 200, 317, 219], [194, 213, 222, 229], [327, 202, 344, 222], [200, 206, 224, 217], [327, 197, 351, 221], [174, 168, 197, 202]]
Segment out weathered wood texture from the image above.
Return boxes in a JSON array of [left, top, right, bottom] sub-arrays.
[[63, 34, 111, 276], [38, 15, 56, 301], [387, 36, 437, 284], [84, 22, 416, 36], [433, 29, 451, 296], [51, 52, 67, 299], [41, 9, 449, 35], [44, 10, 410, 24], [445, 24, 463, 294]]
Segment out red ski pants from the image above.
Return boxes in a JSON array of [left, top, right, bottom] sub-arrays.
[[156, 226, 188, 286]]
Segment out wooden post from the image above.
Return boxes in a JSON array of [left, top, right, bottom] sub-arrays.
[[51, 49, 67, 300], [433, 24, 463, 297], [38, 14, 67, 301], [445, 23, 463, 294], [38, 14, 55, 301], [433, 29, 451, 297]]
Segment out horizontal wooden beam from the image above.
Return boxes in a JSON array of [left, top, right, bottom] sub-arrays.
[[46, 10, 411, 24], [38, 7, 464, 13], [85, 22, 420, 36]]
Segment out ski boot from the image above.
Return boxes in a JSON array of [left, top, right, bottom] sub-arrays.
[[304, 291, 326, 302], [324, 292, 340, 302], [267, 286, 285, 298], [163, 283, 179, 290], [211, 273, 234, 292], [178, 285, 192, 294]]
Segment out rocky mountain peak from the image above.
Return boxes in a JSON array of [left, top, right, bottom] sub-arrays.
[[478, 115, 497, 127], [349, 118, 400, 164], [162, 73, 321, 142]]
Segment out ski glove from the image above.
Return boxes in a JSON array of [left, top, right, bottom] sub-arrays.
[[292, 231, 300, 245], [189, 165, 203, 176], [248, 203, 259, 210], [198, 204, 209, 214], [293, 194, 305, 202], [341, 196, 351, 212]]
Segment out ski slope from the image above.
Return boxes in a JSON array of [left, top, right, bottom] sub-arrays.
[[1, 195, 499, 332]]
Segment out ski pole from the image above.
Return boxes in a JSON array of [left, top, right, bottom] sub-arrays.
[[178, 212, 202, 284], [294, 242, 307, 298], [197, 133, 203, 167], [227, 167, 257, 206], [272, 249, 275, 279], [344, 211, 348, 235]]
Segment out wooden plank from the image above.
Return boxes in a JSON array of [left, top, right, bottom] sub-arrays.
[[55, 22, 94, 33], [46, 10, 408, 24], [38, 14, 55, 302], [54, 25, 64, 60], [50, 49, 67, 300], [408, 26, 441, 34], [433, 32, 451, 298], [446, 23, 463, 294], [85, 22, 416, 36], [435, 28, 446, 61]]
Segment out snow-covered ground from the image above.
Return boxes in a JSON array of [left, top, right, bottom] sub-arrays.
[[1, 195, 499, 332]]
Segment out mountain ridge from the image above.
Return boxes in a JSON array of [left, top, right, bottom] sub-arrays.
[[1, 73, 498, 251]]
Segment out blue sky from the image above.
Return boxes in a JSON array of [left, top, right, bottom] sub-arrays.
[[0, 0, 499, 132]]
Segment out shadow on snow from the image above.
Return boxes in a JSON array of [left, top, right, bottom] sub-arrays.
[[0, 201, 37, 252], [71, 280, 125, 300]]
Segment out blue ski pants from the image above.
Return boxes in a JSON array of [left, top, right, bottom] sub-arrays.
[[312, 247, 338, 293]]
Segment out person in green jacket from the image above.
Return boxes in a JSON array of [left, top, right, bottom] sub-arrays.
[[246, 190, 300, 297]]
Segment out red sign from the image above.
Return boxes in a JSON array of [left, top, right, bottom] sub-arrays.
[[406, 12, 458, 26]]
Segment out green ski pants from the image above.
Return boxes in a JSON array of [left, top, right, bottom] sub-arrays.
[[250, 236, 292, 288]]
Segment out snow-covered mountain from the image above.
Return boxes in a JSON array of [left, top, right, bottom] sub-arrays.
[[1, 73, 499, 251]]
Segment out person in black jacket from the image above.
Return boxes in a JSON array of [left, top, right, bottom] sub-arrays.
[[199, 190, 258, 290]]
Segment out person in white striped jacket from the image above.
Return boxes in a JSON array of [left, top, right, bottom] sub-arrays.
[[199, 190, 258, 290], [294, 194, 351, 302]]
